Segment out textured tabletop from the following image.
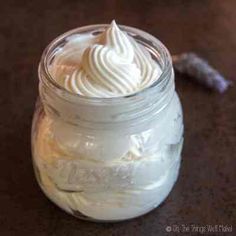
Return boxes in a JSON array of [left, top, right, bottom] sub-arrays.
[[0, 1, 235, 235]]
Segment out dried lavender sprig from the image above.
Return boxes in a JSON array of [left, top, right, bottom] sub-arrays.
[[172, 53, 232, 93]]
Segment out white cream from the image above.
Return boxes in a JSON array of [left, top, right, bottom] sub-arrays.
[[50, 20, 161, 97], [34, 21, 184, 221], [34, 93, 183, 220]]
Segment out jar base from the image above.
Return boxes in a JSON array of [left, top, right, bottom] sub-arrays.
[[33, 158, 181, 223]]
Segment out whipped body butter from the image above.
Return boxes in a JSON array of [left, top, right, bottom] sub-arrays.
[[32, 21, 184, 221]]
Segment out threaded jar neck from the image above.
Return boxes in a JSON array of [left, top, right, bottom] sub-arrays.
[[38, 24, 174, 131]]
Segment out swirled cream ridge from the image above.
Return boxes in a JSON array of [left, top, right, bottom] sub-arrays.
[[51, 20, 162, 97]]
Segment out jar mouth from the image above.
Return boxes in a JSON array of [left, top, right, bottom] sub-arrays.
[[39, 23, 172, 105]]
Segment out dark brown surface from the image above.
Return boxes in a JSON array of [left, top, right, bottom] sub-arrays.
[[0, 0, 235, 235]]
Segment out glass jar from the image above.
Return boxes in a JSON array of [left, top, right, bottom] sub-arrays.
[[31, 24, 184, 222]]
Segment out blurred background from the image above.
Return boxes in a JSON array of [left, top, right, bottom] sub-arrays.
[[0, 0, 235, 235]]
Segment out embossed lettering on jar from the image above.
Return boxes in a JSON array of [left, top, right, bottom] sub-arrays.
[[32, 22, 184, 222]]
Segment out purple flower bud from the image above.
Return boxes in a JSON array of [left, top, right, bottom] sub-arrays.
[[172, 53, 232, 93]]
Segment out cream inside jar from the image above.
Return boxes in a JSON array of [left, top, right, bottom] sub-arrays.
[[33, 21, 184, 221]]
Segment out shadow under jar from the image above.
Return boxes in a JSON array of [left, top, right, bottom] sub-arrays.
[[31, 24, 184, 222]]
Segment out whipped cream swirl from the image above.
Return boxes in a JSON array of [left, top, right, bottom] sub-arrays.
[[53, 21, 162, 97]]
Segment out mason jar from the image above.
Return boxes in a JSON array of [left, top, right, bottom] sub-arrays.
[[31, 24, 184, 222]]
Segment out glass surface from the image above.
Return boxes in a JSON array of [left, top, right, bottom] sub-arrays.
[[32, 24, 184, 222]]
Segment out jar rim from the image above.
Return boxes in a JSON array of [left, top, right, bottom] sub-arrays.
[[39, 23, 173, 105]]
